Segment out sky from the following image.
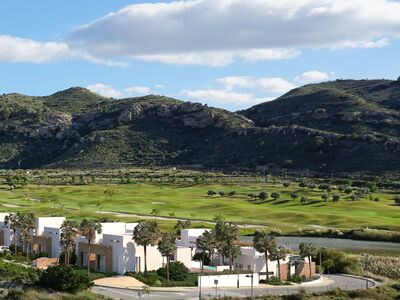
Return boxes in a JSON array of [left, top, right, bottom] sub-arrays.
[[1, 0, 400, 111]]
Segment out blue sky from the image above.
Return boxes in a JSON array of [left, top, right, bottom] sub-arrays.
[[1, 0, 400, 111]]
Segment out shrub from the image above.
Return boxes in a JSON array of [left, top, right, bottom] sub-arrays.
[[39, 265, 93, 293], [157, 261, 189, 281], [320, 249, 360, 274]]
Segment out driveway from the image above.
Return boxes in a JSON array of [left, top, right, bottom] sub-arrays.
[[92, 274, 376, 300]]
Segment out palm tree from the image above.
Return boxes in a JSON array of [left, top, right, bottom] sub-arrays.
[[196, 230, 217, 266], [4, 212, 22, 254], [80, 219, 102, 273], [150, 208, 160, 220], [157, 232, 177, 281], [299, 242, 318, 277], [60, 220, 79, 266], [269, 246, 288, 281], [133, 221, 160, 277], [19, 213, 36, 261], [174, 220, 192, 235], [253, 230, 276, 280], [222, 223, 241, 271]]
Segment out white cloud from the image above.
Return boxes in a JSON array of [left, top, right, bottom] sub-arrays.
[[87, 83, 122, 98], [217, 76, 254, 90], [183, 89, 257, 106], [0, 34, 127, 66], [295, 70, 334, 84], [124, 86, 151, 96], [68, 0, 400, 66], [0, 35, 70, 63], [256, 77, 296, 93], [217, 76, 295, 94], [87, 83, 151, 98], [239, 49, 300, 62]]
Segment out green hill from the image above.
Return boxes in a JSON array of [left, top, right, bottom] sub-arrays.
[[1, 80, 400, 172]]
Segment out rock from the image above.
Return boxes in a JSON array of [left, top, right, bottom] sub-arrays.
[[118, 109, 132, 124]]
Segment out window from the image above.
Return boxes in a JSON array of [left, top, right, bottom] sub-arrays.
[[97, 255, 106, 272], [40, 245, 46, 253], [81, 252, 88, 267]]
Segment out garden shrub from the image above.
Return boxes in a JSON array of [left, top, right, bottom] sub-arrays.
[[39, 265, 93, 293], [157, 261, 189, 281]]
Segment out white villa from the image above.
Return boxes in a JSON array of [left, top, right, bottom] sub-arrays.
[[0, 212, 315, 281]]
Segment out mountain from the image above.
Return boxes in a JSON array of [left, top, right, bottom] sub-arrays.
[[1, 80, 400, 172]]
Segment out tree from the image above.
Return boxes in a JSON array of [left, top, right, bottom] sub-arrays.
[[19, 213, 36, 261], [271, 192, 280, 201], [228, 191, 236, 197], [174, 220, 191, 235], [290, 192, 298, 201], [248, 193, 257, 199], [258, 192, 268, 201], [60, 220, 79, 266], [104, 188, 115, 202], [322, 259, 334, 274], [207, 190, 217, 197], [133, 221, 160, 277], [321, 194, 329, 202], [196, 230, 217, 266], [308, 183, 317, 191], [332, 195, 340, 202], [221, 223, 240, 271], [150, 208, 161, 219], [283, 182, 290, 188], [269, 246, 288, 281], [344, 187, 352, 194], [300, 196, 308, 204], [4, 212, 22, 254], [253, 230, 276, 280], [299, 243, 318, 277], [395, 196, 400, 206], [218, 191, 225, 197], [214, 219, 240, 272], [79, 219, 102, 273], [157, 232, 177, 281]]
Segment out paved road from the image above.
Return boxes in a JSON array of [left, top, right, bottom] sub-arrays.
[[92, 274, 376, 300]]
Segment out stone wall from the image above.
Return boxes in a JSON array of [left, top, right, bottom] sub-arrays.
[[0, 230, 4, 246], [78, 242, 113, 273], [34, 257, 59, 269], [296, 261, 316, 278], [30, 235, 52, 257]]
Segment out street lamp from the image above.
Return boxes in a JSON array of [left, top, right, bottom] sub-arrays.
[[198, 258, 203, 300], [246, 273, 254, 300]]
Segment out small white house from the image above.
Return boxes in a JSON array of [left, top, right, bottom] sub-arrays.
[[26, 217, 66, 258]]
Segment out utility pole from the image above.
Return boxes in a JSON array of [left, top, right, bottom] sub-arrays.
[[319, 246, 322, 274], [198, 259, 203, 300], [364, 253, 369, 289], [246, 273, 254, 300]]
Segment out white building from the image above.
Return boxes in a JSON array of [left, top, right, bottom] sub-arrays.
[[0, 213, 13, 247], [26, 216, 66, 258]]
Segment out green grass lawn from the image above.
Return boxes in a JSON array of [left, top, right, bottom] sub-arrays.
[[0, 181, 399, 233]]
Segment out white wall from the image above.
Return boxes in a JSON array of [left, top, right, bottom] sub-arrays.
[[0, 213, 12, 247], [199, 273, 259, 288], [43, 227, 61, 258], [178, 229, 208, 248], [233, 247, 288, 278], [175, 246, 192, 269], [102, 233, 136, 274], [36, 217, 65, 235]]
